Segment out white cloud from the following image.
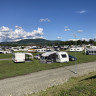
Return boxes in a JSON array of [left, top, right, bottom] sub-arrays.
[[64, 26, 70, 31], [0, 26, 44, 42], [0, 26, 11, 32], [81, 38, 90, 41], [57, 36, 62, 39], [77, 30, 83, 32], [77, 10, 87, 14], [40, 18, 51, 22], [64, 28, 70, 31], [64, 26, 68, 28], [68, 39, 79, 41]]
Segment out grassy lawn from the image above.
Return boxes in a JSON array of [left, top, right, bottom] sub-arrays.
[[68, 51, 96, 63], [0, 54, 12, 59], [27, 72, 96, 96], [0, 51, 96, 79]]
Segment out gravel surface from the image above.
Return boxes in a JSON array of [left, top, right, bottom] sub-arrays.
[[0, 59, 11, 60], [0, 62, 96, 96]]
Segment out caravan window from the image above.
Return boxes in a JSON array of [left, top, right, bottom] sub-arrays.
[[61, 54, 67, 58], [91, 51, 94, 53]]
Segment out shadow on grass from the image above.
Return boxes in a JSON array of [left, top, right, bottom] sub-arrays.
[[65, 68, 77, 74], [81, 75, 96, 81]]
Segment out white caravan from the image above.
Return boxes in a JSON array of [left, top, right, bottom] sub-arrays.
[[0, 50, 12, 54], [56, 52, 69, 63], [40, 51, 69, 64], [70, 47, 84, 52], [12, 53, 33, 63], [36, 48, 46, 53], [90, 46, 96, 49]]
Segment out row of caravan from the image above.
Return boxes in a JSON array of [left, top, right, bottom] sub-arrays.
[[69, 47, 84, 52], [12, 51, 69, 63]]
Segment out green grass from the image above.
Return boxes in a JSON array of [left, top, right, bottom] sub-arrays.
[[0, 51, 96, 79], [0, 54, 12, 59], [0, 59, 70, 79], [27, 72, 96, 96], [68, 51, 96, 64]]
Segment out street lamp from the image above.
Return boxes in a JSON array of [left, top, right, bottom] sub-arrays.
[[72, 30, 83, 74], [72, 34, 77, 74]]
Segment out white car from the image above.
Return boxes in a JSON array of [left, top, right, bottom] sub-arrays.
[[34, 54, 41, 59]]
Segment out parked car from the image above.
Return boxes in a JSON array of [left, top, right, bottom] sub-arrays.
[[34, 54, 42, 59], [69, 55, 77, 61]]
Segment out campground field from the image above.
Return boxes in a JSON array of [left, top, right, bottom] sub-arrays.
[[0, 51, 96, 79]]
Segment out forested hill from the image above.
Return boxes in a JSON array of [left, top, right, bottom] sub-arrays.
[[0, 39, 62, 46], [0, 38, 95, 46]]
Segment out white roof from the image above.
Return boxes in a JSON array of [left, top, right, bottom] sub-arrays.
[[86, 48, 96, 51], [41, 51, 56, 57], [14, 52, 33, 56], [14, 53, 25, 55], [25, 53, 33, 56], [56, 52, 67, 55]]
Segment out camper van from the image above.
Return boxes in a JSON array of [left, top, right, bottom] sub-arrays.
[[12, 53, 25, 62], [56, 52, 69, 63], [12, 53, 33, 63]]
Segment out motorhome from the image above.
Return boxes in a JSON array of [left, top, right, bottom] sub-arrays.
[[12, 53, 33, 63]]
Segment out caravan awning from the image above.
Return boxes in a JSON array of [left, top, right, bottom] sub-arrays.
[[41, 51, 56, 57], [25, 53, 33, 60], [25, 53, 33, 56]]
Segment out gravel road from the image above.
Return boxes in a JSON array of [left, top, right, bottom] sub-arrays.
[[0, 59, 11, 60], [0, 62, 96, 96]]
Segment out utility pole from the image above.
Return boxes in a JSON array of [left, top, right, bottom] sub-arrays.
[[73, 34, 77, 74]]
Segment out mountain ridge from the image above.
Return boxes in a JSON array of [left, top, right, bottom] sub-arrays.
[[0, 39, 62, 46]]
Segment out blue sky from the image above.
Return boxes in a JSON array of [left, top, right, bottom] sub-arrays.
[[0, 0, 96, 42]]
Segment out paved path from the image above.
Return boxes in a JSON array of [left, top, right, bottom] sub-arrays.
[[0, 59, 11, 61], [0, 62, 96, 96]]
